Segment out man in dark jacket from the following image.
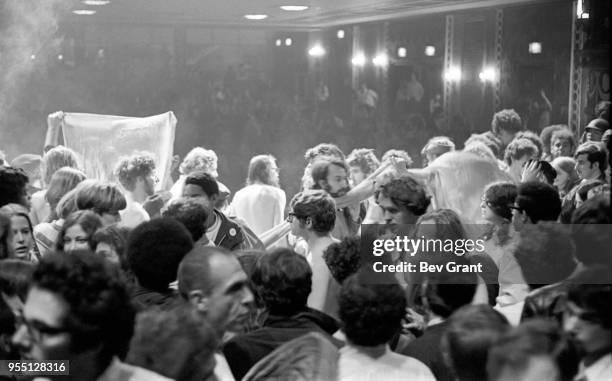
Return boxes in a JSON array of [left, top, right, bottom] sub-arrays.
[[127, 218, 193, 311], [182, 171, 264, 251], [223, 248, 342, 380]]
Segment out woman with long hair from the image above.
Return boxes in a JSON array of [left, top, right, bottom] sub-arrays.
[[56, 210, 104, 253], [0, 204, 40, 262], [33, 167, 87, 257]]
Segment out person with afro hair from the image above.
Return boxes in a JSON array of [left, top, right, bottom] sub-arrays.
[[338, 273, 435, 381], [127, 218, 193, 311]]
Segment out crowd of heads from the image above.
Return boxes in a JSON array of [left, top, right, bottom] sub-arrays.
[[0, 101, 610, 381]]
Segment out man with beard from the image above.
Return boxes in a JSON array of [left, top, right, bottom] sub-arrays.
[[115, 153, 165, 228], [311, 158, 365, 239], [229, 155, 286, 236]]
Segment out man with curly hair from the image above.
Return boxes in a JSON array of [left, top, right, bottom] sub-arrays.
[[338, 273, 434, 381], [12, 251, 171, 381], [491, 109, 524, 148], [223, 248, 341, 380], [115, 153, 162, 227], [375, 175, 430, 226], [170, 147, 231, 211], [346, 148, 380, 186], [0, 166, 30, 209], [288, 189, 339, 315]]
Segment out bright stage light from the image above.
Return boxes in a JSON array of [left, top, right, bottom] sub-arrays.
[[82, 0, 110, 5], [308, 45, 326, 57], [285, 38, 292, 46], [73, 9, 96, 15], [30, 54, 36, 60], [479, 67, 497, 82], [397, 47, 407, 58], [275, 39, 282, 46], [244, 14, 268, 20], [529, 42, 542, 54], [372, 53, 388, 67], [351, 53, 366, 67], [444, 66, 462, 82], [280, 5, 309, 11], [337, 29, 345, 39], [57, 54, 64, 61], [425, 46, 436, 56]]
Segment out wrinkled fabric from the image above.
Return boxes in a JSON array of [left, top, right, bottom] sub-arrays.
[[46, 111, 176, 187], [243, 332, 339, 381]]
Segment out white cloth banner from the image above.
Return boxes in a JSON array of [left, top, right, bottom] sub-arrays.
[[45, 111, 176, 189]]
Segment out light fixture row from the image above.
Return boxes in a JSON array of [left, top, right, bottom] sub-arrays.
[[444, 65, 499, 82]]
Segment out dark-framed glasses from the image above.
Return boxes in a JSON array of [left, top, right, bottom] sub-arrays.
[[14, 313, 70, 343]]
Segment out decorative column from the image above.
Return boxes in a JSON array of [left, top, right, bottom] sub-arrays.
[[351, 25, 361, 89], [379, 22, 390, 123], [493, 9, 503, 111], [568, 0, 584, 136], [443, 15, 455, 130]]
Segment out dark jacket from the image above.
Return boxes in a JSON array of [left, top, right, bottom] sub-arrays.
[[399, 321, 453, 381], [223, 308, 342, 380], [214, 210, 264, 251], [130, 284, 179, 312], [242, 332, 339, 381]]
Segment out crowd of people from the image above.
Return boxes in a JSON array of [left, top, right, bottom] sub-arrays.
[[1, 100, 611, 381]]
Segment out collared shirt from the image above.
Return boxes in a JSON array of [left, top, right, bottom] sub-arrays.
[[575, 353, 612, 381]]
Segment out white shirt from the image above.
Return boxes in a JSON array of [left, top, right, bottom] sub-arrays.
[[119, 193, 150, 228], [30, 189, 51, 226], [206, 213, 222, 243], [338, 345, 435, 381], [575, 353, 612, 381], [229, 184, 286, 236]]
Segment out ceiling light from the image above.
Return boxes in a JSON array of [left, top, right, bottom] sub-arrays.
[[528, 42, 542, 54], [244, 14, 268, 20], [275, 39, 282, 47], [372, 53, 389, 67], [73, 9, 96, 15], [337, 29, 345, 39], [280, 5, 309, 11], [351, 53, 366, 67], [57, 54, 64, 61], [479, 66, 497, 82], [308, 45, 326, 57], [285, 38, 292, 46], [444, 66, 462, 82], [30, 54, 36, 60], [397, 47, 407, 58], [425, 46, 436, 56], [82, 0, 110, 5]]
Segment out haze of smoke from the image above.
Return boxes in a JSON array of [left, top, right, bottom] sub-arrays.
[[0, 0, 72, 154]]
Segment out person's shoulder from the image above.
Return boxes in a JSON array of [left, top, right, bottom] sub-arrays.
[[388, 351, 435, 376], [97, 359, 173, 381]]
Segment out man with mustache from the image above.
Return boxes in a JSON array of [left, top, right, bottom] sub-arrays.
[[310, 158, 365, 240]]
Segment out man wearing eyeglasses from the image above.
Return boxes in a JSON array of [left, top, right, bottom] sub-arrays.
[[12, 252, 170, 381], [510, 181, 561, 233], [115, 153, 165, 228], [287, 190, 339, 317]]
